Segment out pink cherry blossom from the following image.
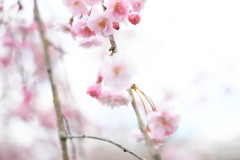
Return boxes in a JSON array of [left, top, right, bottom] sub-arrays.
[[87, 83, 102, 98], [87, 11, 114, 37], [73, 18, 96, 38], [128, 13, 141, 25], [105, 0, 130, 22], [98, 90, 132, 107], [147, 110, 180, 138], [99, 53, 137, 91], [64, 0, 89, 16], [130, 0, 146, 12]]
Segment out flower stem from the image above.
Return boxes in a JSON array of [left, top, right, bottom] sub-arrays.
[[128, 89, 161, 160]]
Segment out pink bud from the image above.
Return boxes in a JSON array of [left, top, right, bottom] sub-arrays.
[[128, 13, 141, 25], [87, 83, 102, 98], [0, 6, 3, 12], [113, 22, 120, 30]]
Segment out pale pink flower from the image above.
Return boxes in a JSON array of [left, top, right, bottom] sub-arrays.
[[87, 11, 114, 36], [72, 18, 96, 38], [147, 110, 180, 138], [87, 83, 102, 98], [98, 91, 132, 107], [99, 53, 137, 91], [128, 13, 141, 25], [64, 0, 89, 16], [130, 0, 146, 12], [78, 36, 103, 48], [105, 0, 130, 22]]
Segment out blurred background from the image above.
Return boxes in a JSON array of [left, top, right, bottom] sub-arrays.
[[1, 0, 240, 159]]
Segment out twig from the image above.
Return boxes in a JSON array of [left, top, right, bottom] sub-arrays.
[[128, 89, 161, 160], [33, 1, 69, 160], [64, 135, 147, 160]]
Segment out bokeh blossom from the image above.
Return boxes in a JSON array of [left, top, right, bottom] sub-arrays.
[[99, 53, 137, 91]]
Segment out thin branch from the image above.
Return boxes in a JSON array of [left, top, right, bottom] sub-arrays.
[[63, 116, 77, 160], [33, 1, 69, 160], [128, 89, 161, 160], [64, 135, 147, 160]]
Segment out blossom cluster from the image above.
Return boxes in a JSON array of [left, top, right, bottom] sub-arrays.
[[131, 106, 180, 147], [58, 0, 145, 48], [87, 53, 137, 107]]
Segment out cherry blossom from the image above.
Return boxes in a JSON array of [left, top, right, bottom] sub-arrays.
[[99, 53, 137, 91], [105, 0, 130, 22], [72, 18, 96, 38], [87, 11, 114, 37], [147, 109, 180, 138]]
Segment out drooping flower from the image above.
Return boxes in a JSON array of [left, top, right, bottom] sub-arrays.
[[87, 11, 114, 37], [87, 83, 102, 98], [128, 13, 141, 25], [99, 53, 137, 91], [72, 18, 96, 38], [105, 0, 130, 22], [147, 110, 180, 138], [98, 90, 132, 107]]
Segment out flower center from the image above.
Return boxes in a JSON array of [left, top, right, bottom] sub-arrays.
[[114, 66, 122, 75], [98, 18, 106, 27], [73, 1, 80, 6]]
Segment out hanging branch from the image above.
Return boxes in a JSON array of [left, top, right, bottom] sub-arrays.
[[128, 88, 161, 160], [64, 134, 146, 160], [33, 1, 69, 160]]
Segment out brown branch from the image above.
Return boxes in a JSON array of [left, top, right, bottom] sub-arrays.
[[64, 134, 147, 160], [128, 89, 161, 160], [33, 1, 69, 160], [109, 34, 118, 55]]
